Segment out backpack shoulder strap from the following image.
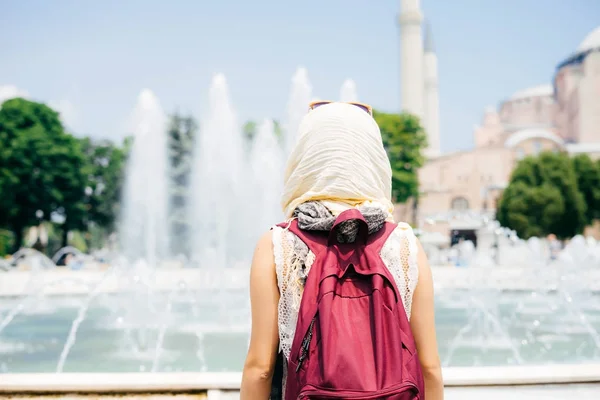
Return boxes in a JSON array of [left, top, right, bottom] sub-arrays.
[[274, 215, 399, 255], [274, 219, 328, 255], [367, 221, 398, 253]]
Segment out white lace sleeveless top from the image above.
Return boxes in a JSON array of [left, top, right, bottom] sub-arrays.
[[272, 222, 419, 360]]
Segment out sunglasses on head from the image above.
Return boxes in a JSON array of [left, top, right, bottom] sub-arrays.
[[308, 100, 373, 116]]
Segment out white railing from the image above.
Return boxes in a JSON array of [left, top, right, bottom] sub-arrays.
[[1, 364, 600, 396]]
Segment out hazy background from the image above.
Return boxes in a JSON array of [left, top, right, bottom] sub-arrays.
[[1, 0, 598, 152]]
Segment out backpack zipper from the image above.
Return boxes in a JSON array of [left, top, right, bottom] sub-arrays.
[[299, 381, 418, 399], [296, 316, 316, 372]]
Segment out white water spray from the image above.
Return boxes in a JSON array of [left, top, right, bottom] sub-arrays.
[[283, 67, 312, 157], [119, 89, 169, 265], [339, 79, 358, 102]]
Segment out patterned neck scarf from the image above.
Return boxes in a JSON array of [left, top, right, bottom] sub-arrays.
[[293, 201, 387, 243]]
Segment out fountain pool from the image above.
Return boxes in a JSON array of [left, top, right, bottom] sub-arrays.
[[1, 273, 599, 373]]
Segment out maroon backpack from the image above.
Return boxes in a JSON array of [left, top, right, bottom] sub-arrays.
[[279, 209, 424, 399]]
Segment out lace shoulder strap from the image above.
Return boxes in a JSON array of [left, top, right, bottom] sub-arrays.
[[379, 222, 419, 320], [271, 225, 316, 360]]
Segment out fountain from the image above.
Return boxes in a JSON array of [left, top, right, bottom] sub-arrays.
[[0, 69, 599, 383], [51, 246, 86, 265], [8, 248, 56, 270], [283, 67, 312, 157], [431, 212, 600, 367], [119, 89, 169, 265], [249, 118, 285, 237], [339, 79, 358, 102], [190, 73, 249, 268]]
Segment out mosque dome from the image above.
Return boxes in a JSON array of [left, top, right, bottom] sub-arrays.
[[509, 84, 554, 101], [577, 26, 600, 53]]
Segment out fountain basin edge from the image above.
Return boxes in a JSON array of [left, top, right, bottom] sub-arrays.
[[2, 266, 599, 297], [1, 364, 600, 393]]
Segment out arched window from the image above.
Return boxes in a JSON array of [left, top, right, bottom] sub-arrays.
[[451, 197, 470, 211]]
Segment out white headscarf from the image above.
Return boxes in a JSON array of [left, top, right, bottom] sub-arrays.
[[281, 102, 394, 219]]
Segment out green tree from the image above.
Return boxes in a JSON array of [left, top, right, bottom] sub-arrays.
[[0, 98, 86, 251], [168, 113, 198, 256], [572, 154, 600, 224], [373, 111, 427, 203], [243, 119, 283, 143], [273, 120, 283, 139], [80, 137, 128, 235], [496, 181, 564, 239], [0, 229, 13, 256], [55, 137, 88, 247], [497, 152, 586, 239], [243, 121, 257, 142]]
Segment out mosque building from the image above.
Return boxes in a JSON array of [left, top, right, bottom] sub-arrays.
[[397, 0, 600, 238]]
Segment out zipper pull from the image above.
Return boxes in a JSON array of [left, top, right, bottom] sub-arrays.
[[296, 317, 316, 373], [296, 353, 306, 372]]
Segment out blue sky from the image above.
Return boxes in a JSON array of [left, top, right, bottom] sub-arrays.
[[1, 0, 598, 152]]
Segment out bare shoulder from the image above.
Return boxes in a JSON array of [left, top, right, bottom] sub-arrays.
[[415, 237, 428, 261], [413, 236, 433, 285], [255, 230, 274, 252], [250, 230, 276, 276]]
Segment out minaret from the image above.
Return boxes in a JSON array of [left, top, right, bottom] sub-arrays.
[[423, 22, 441, 158], [399, 0, 425, 120]]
